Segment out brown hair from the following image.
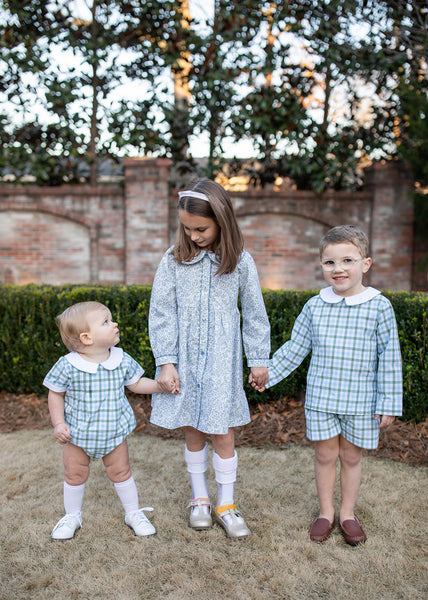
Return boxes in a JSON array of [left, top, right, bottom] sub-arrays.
[[173, 178, 244, 275], [56, 301, 108, 352], [319, 225, 370, 259]]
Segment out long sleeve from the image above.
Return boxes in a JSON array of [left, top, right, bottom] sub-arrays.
[[149, 251, 179, 366], [239, 252, 271, 367], [266, 302, 313, 389], [375, 301, 403, 416]]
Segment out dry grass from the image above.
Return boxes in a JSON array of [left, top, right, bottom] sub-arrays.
[[1, 430, 427, 600]]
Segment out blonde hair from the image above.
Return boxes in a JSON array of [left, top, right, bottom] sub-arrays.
[[319, 225, 370, 259], [56, 301, 108, 351], [173, 178, 244, 275]]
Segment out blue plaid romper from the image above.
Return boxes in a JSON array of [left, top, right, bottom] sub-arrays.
[[43, 347, 143, 458]]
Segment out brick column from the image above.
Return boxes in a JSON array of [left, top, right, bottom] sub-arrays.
[[365, 161, 414, 291], [123, 157, 171, 284]]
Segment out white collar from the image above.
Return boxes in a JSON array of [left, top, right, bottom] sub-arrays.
[[320, 286, 381, 306], [65, 346, 123, 373], [182, 250, 220, 265]]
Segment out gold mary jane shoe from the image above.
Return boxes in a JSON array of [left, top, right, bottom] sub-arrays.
[[187, 497, 212, 530], [214, 504, 251, 539]]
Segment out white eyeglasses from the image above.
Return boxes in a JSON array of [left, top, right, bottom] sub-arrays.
[[320, 258, 364, 271]]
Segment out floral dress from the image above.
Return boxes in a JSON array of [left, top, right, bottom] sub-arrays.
[[149, 248, 270, 434]]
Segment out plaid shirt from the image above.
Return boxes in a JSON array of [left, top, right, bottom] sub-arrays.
[[43, 347, 143, 458], [266, 287, 403, 416]]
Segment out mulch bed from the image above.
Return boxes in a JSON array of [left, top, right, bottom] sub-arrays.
[[0, 392, 426, 467]]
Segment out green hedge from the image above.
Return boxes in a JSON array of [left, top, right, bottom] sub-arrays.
[[0, 285, 426, 423]]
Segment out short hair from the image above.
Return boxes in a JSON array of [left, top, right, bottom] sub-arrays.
[[56, 301, 108, 352], [173, 178, 244, 275], [319, 225, 370, 259]]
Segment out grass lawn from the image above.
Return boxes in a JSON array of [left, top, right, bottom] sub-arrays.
[[1, 430, 427, 600]]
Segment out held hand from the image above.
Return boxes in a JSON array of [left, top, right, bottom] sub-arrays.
[[249, 367, 268, 393], [375, 414, 395, 428], [53, 423, 71, 444], [158, 363, 181, 394]]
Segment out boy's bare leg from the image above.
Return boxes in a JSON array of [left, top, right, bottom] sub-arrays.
[[314, 437, 339, 523], [338, 436, 362, 523]]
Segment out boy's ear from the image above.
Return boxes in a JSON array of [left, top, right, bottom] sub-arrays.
[[363, 257, 372, 273], [79, 331, 93, 346]]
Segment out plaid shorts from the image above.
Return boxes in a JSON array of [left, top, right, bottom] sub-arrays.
[[305, 408, 380, 449]]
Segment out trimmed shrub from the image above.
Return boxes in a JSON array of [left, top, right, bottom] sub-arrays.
[[0, 285, 426, 422]]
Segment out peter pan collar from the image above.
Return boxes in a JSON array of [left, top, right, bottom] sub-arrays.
[[65, 346, 123, 373], [183, 250, 220, 265], [320, 286, 381, 306]]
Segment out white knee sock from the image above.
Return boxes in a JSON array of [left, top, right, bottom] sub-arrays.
[[185, 443, 210, 514], [114, 476, 139, 515], [212, 450, 238, 507], [213, 451, 241, 524], [63, 481, 85, 515]]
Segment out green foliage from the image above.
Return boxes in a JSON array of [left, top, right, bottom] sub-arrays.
[[383, 291, 428, 424], [0, 285, 426, 423], [0, 284, 155, 396], [1, 1, 427, 189]]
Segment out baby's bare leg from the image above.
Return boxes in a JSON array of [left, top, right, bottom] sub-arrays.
[[103, 440, 132, 483], [63, 442, 90, 485]]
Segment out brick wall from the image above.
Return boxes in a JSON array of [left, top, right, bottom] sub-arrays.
[[0, 158, 424, 291]]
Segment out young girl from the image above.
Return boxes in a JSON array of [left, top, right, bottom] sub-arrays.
[[44, 301, 170, 540], [148, 178, 270, 539]]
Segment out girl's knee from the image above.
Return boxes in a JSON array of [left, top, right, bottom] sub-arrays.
[[211, 428, 235, 458], [184, 427, 207, 451]]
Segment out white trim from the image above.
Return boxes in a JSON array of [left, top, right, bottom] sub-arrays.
[[65, 346, 124, 373], [320, 286, 381, 305]]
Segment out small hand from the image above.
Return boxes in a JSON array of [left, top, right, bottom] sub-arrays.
[[249, 368, 268, 393], [54, 423, 71, 444], [250, 367, 268, 385], [375, 414, 395, 428], [158, 363, 181, 394]]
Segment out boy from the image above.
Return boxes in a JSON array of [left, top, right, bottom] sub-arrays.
[[251, 225, 402, 544]]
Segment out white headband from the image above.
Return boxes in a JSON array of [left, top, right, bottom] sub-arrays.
[[178, 190, 210, 202]]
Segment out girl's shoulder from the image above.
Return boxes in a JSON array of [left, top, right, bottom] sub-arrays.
[[156, 246, 177, 270], [236, 249, 255, 268]]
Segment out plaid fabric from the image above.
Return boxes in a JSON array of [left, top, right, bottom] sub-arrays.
[[43, 349, 143, 458], [305, 408, 380, 449], [266, 293, 402, 416]]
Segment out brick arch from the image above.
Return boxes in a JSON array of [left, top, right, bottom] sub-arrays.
[[0, 204, 94, 230], [0, 210, 93, 285], [233, 191, 373, 236]]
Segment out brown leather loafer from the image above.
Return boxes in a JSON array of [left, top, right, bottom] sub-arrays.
[[339, 517, 367, 545], [309, 516, 335, 542]]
